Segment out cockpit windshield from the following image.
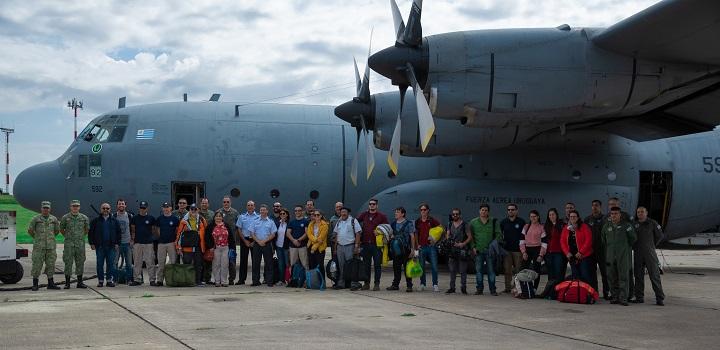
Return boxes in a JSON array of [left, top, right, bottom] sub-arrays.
[[79, 115, 129, 142]]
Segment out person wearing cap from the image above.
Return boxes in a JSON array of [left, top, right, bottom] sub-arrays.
[[250, 204, 278, 286], [88, 202, 122, 287], [28, 201, 61, 291], [59, 200, 90, 289], [198, 198, 214, 284], [176, 203, 207, 286], [154, 202, 179, 286], [130, 201, 157, 286], [332, 206, 362, 290]]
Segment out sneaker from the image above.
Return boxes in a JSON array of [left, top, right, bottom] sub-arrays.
[[490, 291, 499, 296], [362, 283, 370, 291], [406, 287, 413, 293], [386, 285, 399, 291], [461, 287, 468, 295], [128, 281, 142, 286], [350, 285, 360, 291], [474, 290, 483, 295], [156, 281, 164, 287], [419, 284, 426, 291], [373, 283, 380, 291], [656, 299, 664, 306], [196, 283, 205, 287], [107, 281, 116, 287], [630, 298, 644, 304], [433, 285, 439, 292], [97, 281, 104, 288], [446, 288, 456, 294]]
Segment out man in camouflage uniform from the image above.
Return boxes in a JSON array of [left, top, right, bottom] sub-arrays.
[[602, 206, 637, 306], [60, 200, 89, 289], [28, 201, 61, 291]]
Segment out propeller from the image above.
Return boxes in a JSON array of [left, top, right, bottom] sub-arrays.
[[378, 0, 434, 176], [334, 32, 376, 186]]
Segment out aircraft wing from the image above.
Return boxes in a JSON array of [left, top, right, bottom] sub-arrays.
[[592, 0, 720, 66]]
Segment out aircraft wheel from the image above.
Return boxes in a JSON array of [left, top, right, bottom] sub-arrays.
[[0, 261, 24, 284]]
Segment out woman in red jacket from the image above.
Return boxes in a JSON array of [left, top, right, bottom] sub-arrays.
[[560, 210, 594, 285]]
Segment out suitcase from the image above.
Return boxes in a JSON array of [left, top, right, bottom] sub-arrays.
[[344, 258, 368, 284], [164, 263, 195, 287]]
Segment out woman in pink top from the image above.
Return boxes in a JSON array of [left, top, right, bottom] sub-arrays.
[[520, 210, 547, 289], [206, 212, 236, 287]]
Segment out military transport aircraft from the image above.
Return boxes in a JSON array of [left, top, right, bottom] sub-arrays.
[[12, 0, 720, 263]]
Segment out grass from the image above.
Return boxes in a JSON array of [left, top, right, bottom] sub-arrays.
[[0, 195, 65, 244]]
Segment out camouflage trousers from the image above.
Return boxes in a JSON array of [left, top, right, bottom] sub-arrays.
[[63, 244, 86, 276], [31, 248, 57, 278]]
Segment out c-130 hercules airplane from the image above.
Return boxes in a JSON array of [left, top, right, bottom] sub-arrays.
[[12, 0, 720, 248]]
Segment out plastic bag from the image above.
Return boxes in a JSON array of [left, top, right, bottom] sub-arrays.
[[405, 258, 423, 278]]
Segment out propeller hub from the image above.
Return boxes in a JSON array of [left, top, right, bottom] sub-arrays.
[[334, 98, 375, 130], [369, 43, 429, 88]]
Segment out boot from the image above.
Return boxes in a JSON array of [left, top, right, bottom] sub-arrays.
[[76, 275, 87, 289], [32, 278, 39, 291], [64, 275, 72, 289], [47, 278, 61, 290]]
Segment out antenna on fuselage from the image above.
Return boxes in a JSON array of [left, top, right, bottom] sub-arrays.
[[118, 97, 126, 109], [209, 94, 221, 102], [183, 93, 188, 102]]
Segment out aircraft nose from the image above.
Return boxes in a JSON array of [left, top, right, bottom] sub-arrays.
[[14, 160, 67, 212]]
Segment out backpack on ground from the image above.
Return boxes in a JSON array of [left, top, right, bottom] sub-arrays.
[[326, 259, 338, 283], [512, 269, 539, 299], [288, 263, 306, 288], [555, 280, 599, 304], [164, 262, 195, 287], [306, 267, 325, 290], [344, 257, 368, 284], [179, 230, 200, 248], [115, 269, 129, 285]]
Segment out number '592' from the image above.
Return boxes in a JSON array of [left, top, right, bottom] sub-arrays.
[[702, 157, 720, 173]]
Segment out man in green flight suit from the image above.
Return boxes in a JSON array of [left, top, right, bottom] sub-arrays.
[[60, 200, 90, 289], [28, 201, 61, 291], [602, 206, 637, 306]]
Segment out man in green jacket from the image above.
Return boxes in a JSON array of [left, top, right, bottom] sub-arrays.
[[469, 204, 502, 296], [632, 207, 665, 306], [602, 206, 637, 306]]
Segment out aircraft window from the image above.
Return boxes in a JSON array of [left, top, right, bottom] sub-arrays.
[[270, 189, 280, 198], [78, 155, 88, 177], [77, 154, 102, 178], [230, 188, 240, 198], [84, 115, 129, 143], [309, 190, 319, 200]]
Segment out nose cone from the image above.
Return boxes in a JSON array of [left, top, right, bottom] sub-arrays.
[[14, 160, 67, 212], [368, 44, 429, 87], [334, 98, 375, 130]]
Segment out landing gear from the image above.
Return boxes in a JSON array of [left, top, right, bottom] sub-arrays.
[[0, 260, 24, 284]]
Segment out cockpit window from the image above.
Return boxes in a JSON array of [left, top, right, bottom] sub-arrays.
[[80, 115, 129, 143]]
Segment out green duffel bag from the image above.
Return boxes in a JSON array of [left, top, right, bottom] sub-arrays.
[[165, 263, 195, 287]]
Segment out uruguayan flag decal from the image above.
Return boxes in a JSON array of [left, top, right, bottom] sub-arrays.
[[136, 129, 155, 140]]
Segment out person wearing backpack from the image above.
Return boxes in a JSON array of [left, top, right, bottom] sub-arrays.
[[445, 208, 472, 294], [332, 207, 362, 290], [469, 204, 501, 296], [175, 204, 207, 287], [386, 206, 417, 292], [520, 210, 547, 290]]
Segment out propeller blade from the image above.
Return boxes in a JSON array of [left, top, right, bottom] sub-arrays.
[[353, 57, 361, 97], [350, 128, 361, 186], [360, 115, 375, 179], [387, 112, 402, 176], [390, 0, 405, 44], [358, 29, 373, 102], [403, 0, 423, 46], [406, 62, 435, 151]]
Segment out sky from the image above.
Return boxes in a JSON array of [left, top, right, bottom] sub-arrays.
[[0, 0, 660, 194]]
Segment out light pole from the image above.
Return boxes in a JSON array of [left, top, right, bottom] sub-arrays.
[[0, 128, 14, 195], [67, 98, 83, 139]]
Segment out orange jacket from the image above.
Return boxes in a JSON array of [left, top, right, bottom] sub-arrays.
[[175, 215, 207, 253]]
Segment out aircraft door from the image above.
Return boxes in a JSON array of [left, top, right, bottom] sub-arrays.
[[172, 182, 205, 208], [638, 171, 672, 227]]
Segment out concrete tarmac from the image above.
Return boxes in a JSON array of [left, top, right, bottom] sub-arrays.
[[1, 245, 719, 349]]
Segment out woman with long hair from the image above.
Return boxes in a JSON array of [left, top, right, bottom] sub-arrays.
[[560, 210, 594, 284], [544, 208, 566, 283], [520, 210, 546, 289], [307, 209, 329, 279]]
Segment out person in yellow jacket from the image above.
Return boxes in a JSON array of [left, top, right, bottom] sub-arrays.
[[175, 204, 207, 286], [307, 210, 329, 279]]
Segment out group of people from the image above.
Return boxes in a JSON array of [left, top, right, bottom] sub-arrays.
[[26, 196, 666, 306]]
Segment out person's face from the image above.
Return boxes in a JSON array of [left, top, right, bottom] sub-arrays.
[[140, 207, 148, 215], [420, 206, 429, 218], [312, 211, 322, 222], [368, 201, 378, 212], [215, 215, 223, 224], [41, 207, 50, 215], [568, 212, 579, 224], [394, 210, 404, 221], [178, 200, 187, 210], [190, 206, 198, 215], [259, 206, 268, 217], [335, 202, 343, 214], [479, 207, 489, 218], [280, 211, 288, 221], [591, 202, 601, 214], [273, 203, 281, 214], [294, 207, 304, 218], [451, 211, 461, 221], [306, 201, 314, 212], [246, 202, 255, 213], [529, 213, 539, 223], [101, 204, 111, 216], [163, 207, 171, 215], [507, 206, 517, 218], [564, 204, 574, 216], [636, 208, 648, 221], [340, 209, 349, 219], [117, 201, 126, 212], [610, 210, 621, 223], [200, 199, 209, 210], [70, 204, 80, 214], [549, 211, 557, 222], [223, 198, 231, 209]]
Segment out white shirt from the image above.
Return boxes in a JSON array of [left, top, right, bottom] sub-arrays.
[[276, 221, 287, 248], [334, 215, 361, 246]]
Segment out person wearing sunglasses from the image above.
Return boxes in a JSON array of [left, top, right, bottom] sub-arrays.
[[307, 210, 329, 280], [500, 203, 526, 293], [356, 199, 389, 291], [88, 203, 122, 287], [415, 203, 441, 292], [215, 195, 240, 285]]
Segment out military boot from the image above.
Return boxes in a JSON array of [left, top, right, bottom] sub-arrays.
[[76, 275, 87, 289], [64, 275, 72, 289], [32, 278, 39, 291], [47, 278, 61, 290]]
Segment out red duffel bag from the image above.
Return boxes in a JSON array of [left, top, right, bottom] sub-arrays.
[[555, 280, 599, 304]]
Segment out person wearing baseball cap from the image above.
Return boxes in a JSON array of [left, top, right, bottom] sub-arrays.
[[153, 202, 179, 286], [130, 201, 157, 286], [28, 201, 61, 291], [60, 200, 90, 289]]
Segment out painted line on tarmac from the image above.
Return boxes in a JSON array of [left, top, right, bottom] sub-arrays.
[[352, 292, 626, 350], [88, 286, 195, 350]]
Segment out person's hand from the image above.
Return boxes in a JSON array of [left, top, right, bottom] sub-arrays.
[[575, 253, 582, 260], [473, 248, 478, 255], [566, 253, 573, 259], [537, 255, 544, 263], [522, 252, 528, 260], [353, 246, 360, 255], [258, 240, 265, 247], [90, 244, 95, 250]]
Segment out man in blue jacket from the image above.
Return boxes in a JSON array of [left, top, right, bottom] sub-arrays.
[[88, 203, 122, 287]]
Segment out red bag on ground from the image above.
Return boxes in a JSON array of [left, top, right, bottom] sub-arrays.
[[284, 266, 291, 283], [555, 280, 599, 304]]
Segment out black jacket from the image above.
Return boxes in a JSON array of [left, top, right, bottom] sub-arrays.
[[205, 222, 237, 249], [89, 215, 122, 247]]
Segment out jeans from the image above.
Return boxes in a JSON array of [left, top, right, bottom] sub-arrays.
[[570, 258, 593, 285], [448, 257, 468, 289], [114, 243, 133, 282], [96, 246, 117, 282], [474, 252, 496, 293], [391, 253, 413, 288], [419, 245, 439, 286], [360, 243, 382, 284], [545, 252, 568, 282], [276, 247, 289, 283]]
